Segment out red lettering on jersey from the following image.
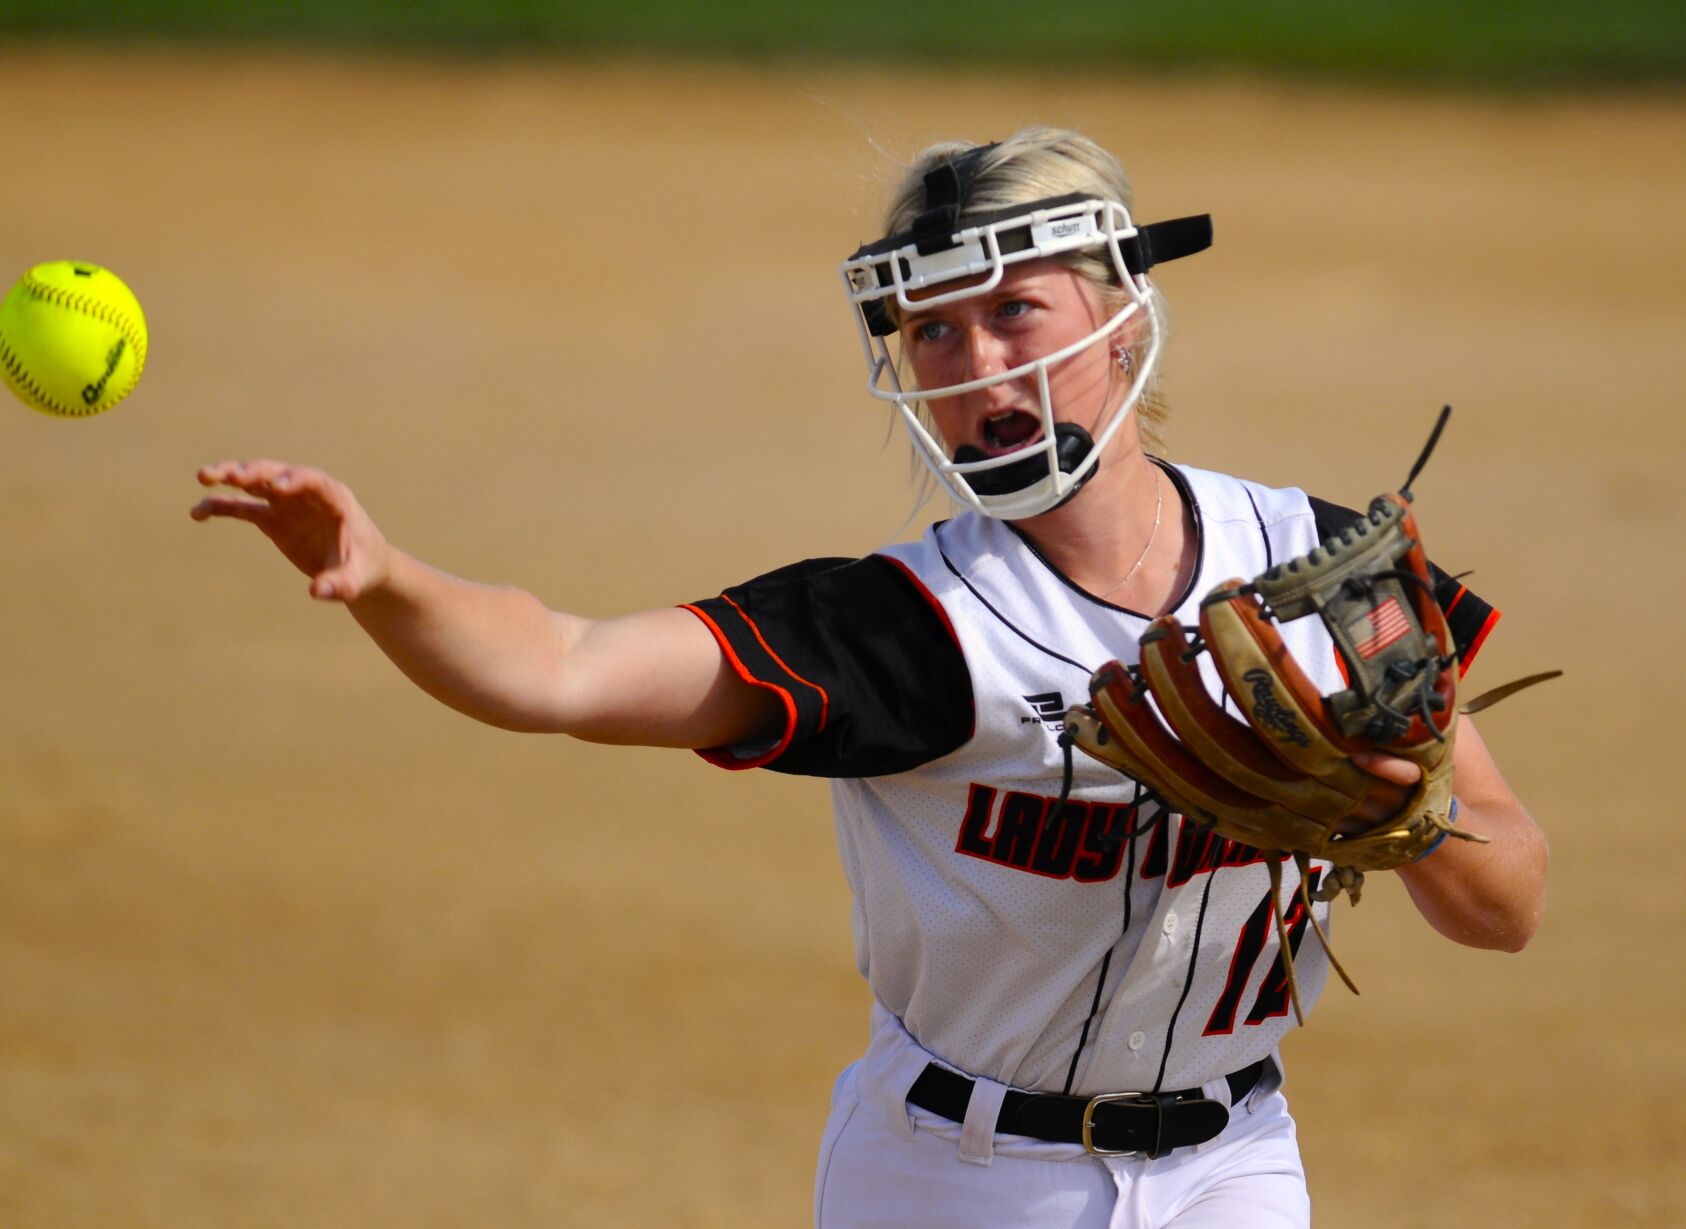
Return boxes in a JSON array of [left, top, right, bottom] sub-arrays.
[[1073, 803, 1131, 882], [1166, 820, 1267, 888], [955, 784, 998, 857], [1245, 878, 1318, 1025], [1204, 864, 1324, 1035], [953, 784, 1141, 882], [995, 792, 1046, 867], [1030, 800, 1088, 875], [1204, 881, 1277, 1036]]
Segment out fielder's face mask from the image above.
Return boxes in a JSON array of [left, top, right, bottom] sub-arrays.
[[841, 145, 1212, 520]]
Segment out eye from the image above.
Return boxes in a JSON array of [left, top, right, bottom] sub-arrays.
[[913, 319, 950, 343], [997, 299, 1033, 321]]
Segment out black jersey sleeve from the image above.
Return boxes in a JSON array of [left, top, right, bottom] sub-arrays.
[[681, 555, 974, 778], [1309, 496, 1501, 673]]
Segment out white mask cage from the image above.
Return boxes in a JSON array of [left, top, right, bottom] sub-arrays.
[[841, 190, 1211, 520]]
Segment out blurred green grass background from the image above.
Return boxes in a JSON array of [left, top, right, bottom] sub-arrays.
[[3, 0, 1683, 87]]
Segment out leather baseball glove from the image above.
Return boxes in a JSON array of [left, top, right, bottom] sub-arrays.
[[1063, 408, 1550, 1020]]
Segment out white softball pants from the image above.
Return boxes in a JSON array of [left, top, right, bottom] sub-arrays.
[[814, 1009, 1309, 1229]]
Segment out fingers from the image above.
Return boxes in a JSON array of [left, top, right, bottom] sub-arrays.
[[196, 459, 343, 505], [189, 495, 273, 524], [1339, 751, 1424, 828], [193, 459, 389, 600], [1351, 750, 1422, 787], [197, 458, 290, 490], [193, 460, 357, 530]]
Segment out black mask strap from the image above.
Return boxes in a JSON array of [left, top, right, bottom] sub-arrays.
[[911, 143, 1001, 255], [1121, 215, 1214, 275]]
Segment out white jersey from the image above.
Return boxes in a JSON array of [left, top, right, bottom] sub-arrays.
[[831, 463, 1344, 1095]]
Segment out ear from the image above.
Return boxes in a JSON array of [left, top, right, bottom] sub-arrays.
[[1108, 314, 1146, 350]]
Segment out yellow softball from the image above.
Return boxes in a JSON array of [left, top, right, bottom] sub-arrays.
[[0, 261, 148, 419]]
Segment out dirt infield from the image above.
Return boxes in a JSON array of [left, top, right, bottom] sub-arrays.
[[0, 47, 1681, 1228]]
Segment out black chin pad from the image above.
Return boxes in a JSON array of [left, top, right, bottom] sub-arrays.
[[952, 423, 1097, 500]]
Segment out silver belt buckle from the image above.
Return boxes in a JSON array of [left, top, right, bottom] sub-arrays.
[[1080, 1091, 1162, 1157]]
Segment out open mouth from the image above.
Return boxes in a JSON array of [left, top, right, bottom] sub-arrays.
[[979, 410, 1044, 457]]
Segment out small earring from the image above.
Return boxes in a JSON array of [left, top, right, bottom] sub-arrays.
[[1115, 348, 1133, 374]]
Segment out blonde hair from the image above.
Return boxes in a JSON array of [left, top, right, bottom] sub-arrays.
[[880, 127, 1171, 454]]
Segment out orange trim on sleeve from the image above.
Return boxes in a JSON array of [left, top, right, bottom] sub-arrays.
[[1459, 607, 1501, 678], [1442, 584, 1468, 617], [878, 554, 975, 743], [878, 555, 964, 653], [679, 603, 798, 770], [719, 593, 830, 733]]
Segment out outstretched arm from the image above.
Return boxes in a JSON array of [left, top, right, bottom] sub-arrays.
[[191, 459, 781, 747]]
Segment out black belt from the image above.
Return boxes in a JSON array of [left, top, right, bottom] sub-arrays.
[[906, 1059, 1267, 1159]]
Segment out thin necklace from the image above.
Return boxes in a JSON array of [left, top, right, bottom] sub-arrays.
[[1095, 469, 1164, 599]]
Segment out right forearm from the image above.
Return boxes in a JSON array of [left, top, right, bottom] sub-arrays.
[[345, 549, 583, 732], [193, 459, 780, 748]]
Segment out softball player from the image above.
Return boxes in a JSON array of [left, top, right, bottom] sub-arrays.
[[193, 127, 1546, 1228]]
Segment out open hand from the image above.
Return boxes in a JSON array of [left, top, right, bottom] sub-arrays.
[[191, 460, 392, 602]]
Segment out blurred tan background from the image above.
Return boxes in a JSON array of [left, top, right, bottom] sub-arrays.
[[0, 46, 1682, 1227]]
